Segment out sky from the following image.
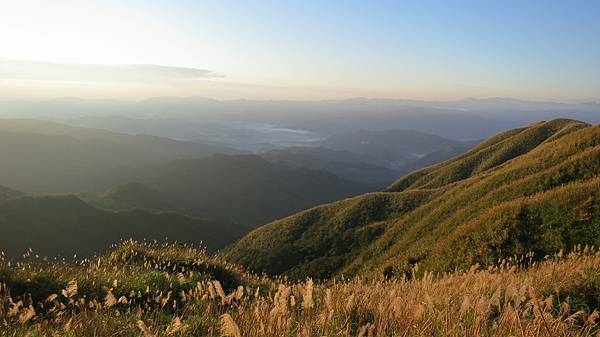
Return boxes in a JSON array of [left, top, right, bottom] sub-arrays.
[[0, 0, 599, 101]]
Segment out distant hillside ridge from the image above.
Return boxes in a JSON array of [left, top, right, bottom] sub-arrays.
[[318, 128, 470, 170], [0, 118, 240, 192], [0, 194, 243, 258]]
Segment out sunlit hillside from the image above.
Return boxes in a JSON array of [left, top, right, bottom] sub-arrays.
[[226, 119, 600, 279]]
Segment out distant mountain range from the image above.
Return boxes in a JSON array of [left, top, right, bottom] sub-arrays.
[[226, 119, 600, 280], [0, 119, 476, 229], [1, 97, 598, 146]]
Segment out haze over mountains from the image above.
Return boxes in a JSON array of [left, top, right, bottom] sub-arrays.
[[2, 96, 595, 187], [1, 97, 598, 148]]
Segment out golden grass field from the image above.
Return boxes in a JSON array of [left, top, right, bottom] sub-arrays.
[[2, 241, 600, 337]]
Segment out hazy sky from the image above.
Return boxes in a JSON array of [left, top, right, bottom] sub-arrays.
[[1, 0, 599, 100]]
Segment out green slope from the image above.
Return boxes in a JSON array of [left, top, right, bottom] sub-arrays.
[[0, 195, 243, 258], [225, 119, 600, 280]]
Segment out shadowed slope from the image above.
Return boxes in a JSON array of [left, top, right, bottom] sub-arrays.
[[79, 183, 175, 212], [0, 195, 243, 258], [143, 154, 368, 226]]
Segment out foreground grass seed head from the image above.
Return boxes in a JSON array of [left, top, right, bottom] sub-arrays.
[[1, 240, 600, 336]]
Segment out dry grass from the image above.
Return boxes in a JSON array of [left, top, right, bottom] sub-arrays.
[[1, 242, 600, 336]]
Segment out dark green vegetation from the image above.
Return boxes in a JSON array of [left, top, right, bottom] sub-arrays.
[[79, 183, 176, 212], [0, 241, 265, 336], [80, 155, 368, 227], [141, 154, 368, 226], [226, 119, 600, 280], [0, 240, 258, 302], [0, 194, 244, 258]]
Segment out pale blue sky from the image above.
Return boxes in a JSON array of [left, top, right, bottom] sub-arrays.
[[1, 0, 599, 100]]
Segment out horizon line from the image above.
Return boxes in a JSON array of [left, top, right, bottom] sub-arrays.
[[0, 95, 598, 105]]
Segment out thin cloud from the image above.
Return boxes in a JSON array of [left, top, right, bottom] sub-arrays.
[[0, 59, 222, 83]]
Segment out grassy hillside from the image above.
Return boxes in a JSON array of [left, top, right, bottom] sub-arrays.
[[226, 119, 600, 280], [2, 243, 600, 336], [0, 195, 244, 258], [142, 154, 369, 226]]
